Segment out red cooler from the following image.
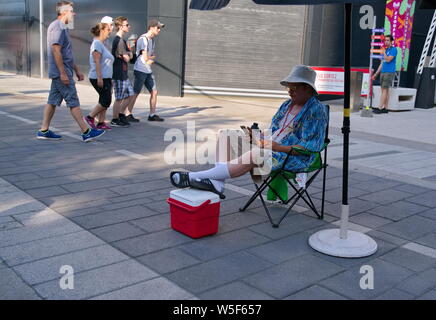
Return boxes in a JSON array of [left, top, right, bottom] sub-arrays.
[[167, 189, 221, 239]]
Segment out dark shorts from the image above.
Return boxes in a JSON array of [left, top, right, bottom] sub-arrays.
[[47, 77, 80, 108], [133, 70, 157, 94], [90, 78, 113, 109], [381, 73, 395, 89]]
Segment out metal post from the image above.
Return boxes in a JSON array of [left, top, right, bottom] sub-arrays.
[[40, 0, 44, 78], [340, 3, 352, 240]]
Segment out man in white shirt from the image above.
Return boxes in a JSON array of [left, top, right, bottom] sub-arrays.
[[131, 19, 165, 121]]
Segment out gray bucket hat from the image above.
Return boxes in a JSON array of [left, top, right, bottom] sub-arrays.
[[280, 65, 318, 95]]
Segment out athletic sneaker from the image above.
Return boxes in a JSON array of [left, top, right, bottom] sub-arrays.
[[37, 130, 62, 140], [372, 108, 383, 114], [381, 108, 389, 114], [96, 123, 112, 130], [119, 114, 130, 126], [126, 114, 140, 123], [84, 116, 97, 129], [110, 119, 130, 128], [148, 114, 164, 122], [82, 129, 105, 142]]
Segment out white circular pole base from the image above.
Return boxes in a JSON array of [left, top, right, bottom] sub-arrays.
[[309, 229, 378, 258]]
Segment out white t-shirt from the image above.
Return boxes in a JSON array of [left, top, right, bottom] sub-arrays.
[[134, 35, 155, 74]]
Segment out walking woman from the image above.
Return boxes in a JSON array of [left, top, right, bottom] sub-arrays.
[[85, 23, 115, 130]]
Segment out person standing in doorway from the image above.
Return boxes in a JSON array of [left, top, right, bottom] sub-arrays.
[[37, 1, 105, 142], [372, 35, 398, 114], [131, 20, 165, 122]]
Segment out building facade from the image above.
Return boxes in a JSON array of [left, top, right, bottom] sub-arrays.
[[0, 0, 433, 96]]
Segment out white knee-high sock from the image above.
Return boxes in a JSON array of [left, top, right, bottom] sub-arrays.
[[189, 162, 230, 192]]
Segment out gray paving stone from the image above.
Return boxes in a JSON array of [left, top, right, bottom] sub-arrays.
[[349, 172, 380, 182], [13, 245, 128, 285], [367, 230, 409, 246], [218, 211, 268, 234], [34, 260, 158, 300], [248, 212, 326, 240], [0, 266, 41, 300], [0, 221, 23, 231], [352, 178, 403, 193], [374, 289, 415, 300], [167, 252, 272, 294], [0, 197, 46, 217], [61, 178, 129, 193], [377, 216, 436, 241], [350, 213, 392, 229], [91, 277, 194, 300], [103, 197, 159, 212], [244, 254, 343, 299], [358, 189, 413, 205], [52, 199, 112, 216], [395, 269, 436, 296], [144, 200, 173, 214], [14, 175, 83, 190], [416, 233, 436, 249], [137, 248, 200, 274], [0, 216, 14, 224], [320, 259, 414, 300], [178, 229, 270, 261], [419, 208, 436, 221], [368, 201, 429, 222], [130, 214, 171, 233], [285, 285, 347, 300], [248, 232, 313, 264], [39, 189, 120, 209], [2, 173, 40, 183], [91, 222, 146, 243], [220, 198, 262, 216], [418, 290, 436, 300], [324, 198, 379, 218], [312, 187, 372, 204], [0, 214, 82, 248], [393, 184, 433, 195], [0, 230, 104, 266], [72, 206, 155, 229], [198, 282, 274, 300], [406, 191, 436, 209], [112, 229, 193, 257], [379, 247, 436, 272], [25, 186, 70, 198], [110, 180, 170, 196], [0, 184, 19, 194]]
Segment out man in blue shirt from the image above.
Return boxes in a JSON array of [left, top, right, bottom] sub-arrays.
[[372, 35, 398, 114]]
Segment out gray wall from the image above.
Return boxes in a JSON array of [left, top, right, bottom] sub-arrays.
[[0, 0, 27, 74], [184, 0, 307, 91]]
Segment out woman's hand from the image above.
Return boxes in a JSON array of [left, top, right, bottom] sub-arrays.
[[97, 78, 104, 88]]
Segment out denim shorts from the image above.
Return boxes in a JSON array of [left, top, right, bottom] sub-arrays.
[[133, 70, 157, 94], [47, 77, 80, 108], [90, 78, 113, 109]]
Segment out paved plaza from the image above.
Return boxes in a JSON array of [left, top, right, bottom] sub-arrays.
[[1, 72, 436, 300]]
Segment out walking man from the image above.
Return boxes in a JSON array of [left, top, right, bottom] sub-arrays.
[[37, 1, 105, 142], [372, 35, 398, 114], [110, 16, 136, 127], [131, 19, 165, 122]]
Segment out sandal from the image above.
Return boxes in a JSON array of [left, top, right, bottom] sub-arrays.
[[190, 178, 226, 200], [170, 171, 191, 188]]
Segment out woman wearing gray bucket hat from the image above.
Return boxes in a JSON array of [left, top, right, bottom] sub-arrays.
[[170, 65, 328, 199]]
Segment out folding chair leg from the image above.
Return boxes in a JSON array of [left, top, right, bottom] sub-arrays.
[[239, 178, 270, 212]]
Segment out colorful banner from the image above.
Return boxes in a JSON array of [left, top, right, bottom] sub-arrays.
[[384, 0, 416, 71]]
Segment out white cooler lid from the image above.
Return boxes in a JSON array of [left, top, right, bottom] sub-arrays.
[[170, 189, 220, 207]]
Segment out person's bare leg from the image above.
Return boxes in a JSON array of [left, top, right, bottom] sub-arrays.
[[150, 90, 157, 115], [89, 104, 106, 118], [381, 88, 388, 109], [216, 133, 232, 163], [122, 96, 134, 116], [41, 104, 56, 131], [129, 94, 140, 115], [385, 88, 390, 110], [112, 100, 122, 119], [69, 106, 89, 133], [227, 150, 258, 178], [97, 109, 107, 124]]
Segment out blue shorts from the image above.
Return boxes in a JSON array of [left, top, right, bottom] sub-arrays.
[[47, 77, 80, 108], [133, 70, 157, 94]]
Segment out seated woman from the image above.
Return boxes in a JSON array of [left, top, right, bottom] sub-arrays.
[[170, 65, 328, 199]]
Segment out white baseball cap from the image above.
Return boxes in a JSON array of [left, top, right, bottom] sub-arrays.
[[101, 16, 114, 24]]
